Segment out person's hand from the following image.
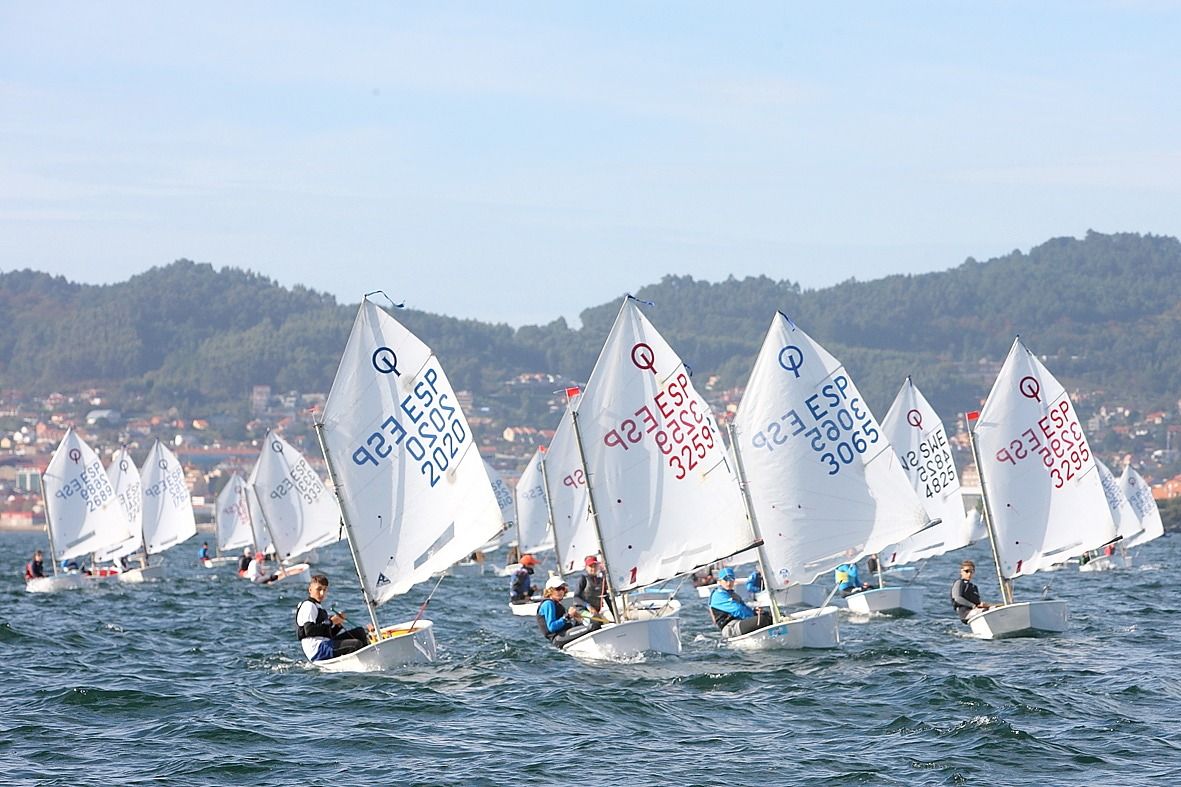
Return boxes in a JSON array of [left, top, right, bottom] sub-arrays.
[[330, 612, 346, 625]]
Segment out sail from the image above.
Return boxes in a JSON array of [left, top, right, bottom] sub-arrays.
[[543, 407, 599, 574], [480, 460, 516, 550], [572, 298, 755, 592], [516, 447, 555, 555], [42, 429, 133, 561], [94, 447, 144, 563], [250, 432, 342, 561], [878, 378, 973, 566], [140, 440, 198, 555], [1096, 459, 1143, 544], [215, 473, 256, 552], [316, 298, 503, 603], [1120, 465, 1165, 548], [732, 313, 929, 587], [973, 337, 1115, 578]]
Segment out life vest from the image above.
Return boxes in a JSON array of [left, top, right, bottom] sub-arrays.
[[536, 598, 567, 640], [709, 588, 747, 631], [295, 598, 337, 641]]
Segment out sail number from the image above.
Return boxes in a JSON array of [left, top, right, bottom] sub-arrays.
[[144, 464, 190, 508], [601, 372, 716, 480], [268, 456, 325, 506], [350, 365, 468, 488], [992, 398, 1091, 489], [900, 429, 958, 498], [748, 374, 880, 476], [55, 459, 117, 513]]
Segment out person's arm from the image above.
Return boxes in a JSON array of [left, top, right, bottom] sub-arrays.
[[950, 579, 977, 609], [296, 602, 334, 639]]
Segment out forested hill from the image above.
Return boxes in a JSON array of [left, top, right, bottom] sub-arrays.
[[1, 230, 1179, 420]]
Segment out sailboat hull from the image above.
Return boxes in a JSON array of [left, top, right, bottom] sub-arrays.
[[313, 620, 437, 672], [510, 599, 542, 617], [442, 561, 486, 577], [25, 574, 88, 593], [1078, 553, 1131, 572], [725, 606, 841, 650], [967, 601, 1068, 639], [843, 587, 923, 616], [118, 564, 168, 583], [561, 617, 681, 661]]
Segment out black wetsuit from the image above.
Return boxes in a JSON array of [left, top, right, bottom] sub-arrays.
[[950, 578, 982, 623]]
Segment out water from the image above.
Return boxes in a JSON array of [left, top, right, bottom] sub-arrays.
[[3, 531, 1180, 786]]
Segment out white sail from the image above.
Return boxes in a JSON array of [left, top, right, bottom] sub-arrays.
[[140, 440, 198, 555], [1096, 459, 1143, 544], [215, 473, 256, 552], [1120, 465, 1165, 548], [543, 405, 599, 575], [516, 447, 555, 555], [732, 313, 929, 587], [481, 460, 516, 550], [43, 429, 133, 561], [878, 378, 973, 566], [250, 432, 342, 561], [572, 298, 755, 592], [316, 298, 503, 603], [973, 337, 1115, 578], [94, 447, 144, 563]]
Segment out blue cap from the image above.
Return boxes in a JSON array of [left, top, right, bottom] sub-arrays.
[[717, 567, 736, 581]]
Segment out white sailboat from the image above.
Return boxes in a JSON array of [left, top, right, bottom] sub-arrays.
[[507, 447, 554, 616], [92, 447, 145, 578], [248, 431, 341, 582], [28, 429, 134, 593], [129, 439, 198, 583], [447, 460, 514, 577], [869, 377, 976, 614], [965, 336, 1116, 638], [1119, 465, 1165, 552], [731, 313, 927, 641], [312, 296, 504, 671], [214, 472, 256, 563], [1078, 459, 1140, 572], [550, 296, 757, 660]]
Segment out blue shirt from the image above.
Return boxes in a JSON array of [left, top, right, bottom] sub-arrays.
[[709, 586, 755, 620], [835, 563, 861, 591], [538, 598, 573, 634], [745, 570, 764, 595]]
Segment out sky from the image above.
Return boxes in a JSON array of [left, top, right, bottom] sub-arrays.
[[3, 2, 1180, 327]]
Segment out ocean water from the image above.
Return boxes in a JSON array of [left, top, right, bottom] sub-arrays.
[[3, 531, 1179, 786]]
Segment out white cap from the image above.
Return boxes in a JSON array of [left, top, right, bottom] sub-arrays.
[[544, 575, 568, 591]]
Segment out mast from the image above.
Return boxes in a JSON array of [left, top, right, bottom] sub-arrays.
[[965, 411, 1012, 606], [727, 423, 782, 624], [569, 408, 621, 616], [313, 420, 382, 634], [40, 471, 60, 577]]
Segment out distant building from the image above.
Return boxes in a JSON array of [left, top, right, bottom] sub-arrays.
[[85, 409, 122, 426], [251, 385, 272, 416]]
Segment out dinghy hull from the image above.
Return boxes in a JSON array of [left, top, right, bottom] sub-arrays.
[[843, 586, 923, 616], [1078, 553, 1131, 573], [25, 574, 88, 593], [967, 600, 1068, 639], [561, 617, 681, 661], [725, 606, 841, 651], [509, 600, 542, 617], [313, 620, 437, 672], [118, 564, 168, 583]]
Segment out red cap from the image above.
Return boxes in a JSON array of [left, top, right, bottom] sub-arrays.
[[584, 555, 599, 567], [520, 554, 539, 567]]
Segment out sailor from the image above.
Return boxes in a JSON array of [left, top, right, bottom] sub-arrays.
[[24, 549, 46, 580], [198, 542, 211, 562], [745, 568, 764, 598], [245, 550, 279, 584], [510, 554, 539, 603], [294, 574, 371, 662], [709, 567, 773, 638], [834, 555, 873, 596], [536, 575, 599, 648], [574, 555, 615, 619], [237, 546, 253, 576], [950, 560, 991, 623]]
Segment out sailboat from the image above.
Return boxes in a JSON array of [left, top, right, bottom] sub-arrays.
[[1078, 459, 1141, 572], [312, 296, 504, 671], [965, 336, 1116, 638], [544, 296, 758, 661], [507, 447, 554, 617], [247, 431, 341, 582], [91, 447, 145, 578], [127, 439, 198, 583], [870, 377, 977, 614], [1119, 465, 1165, 553], [444, 460, 514, 577], [214, 472, 259, 567], [730, 313, 928, 642], [28, 429, 134, 593]]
